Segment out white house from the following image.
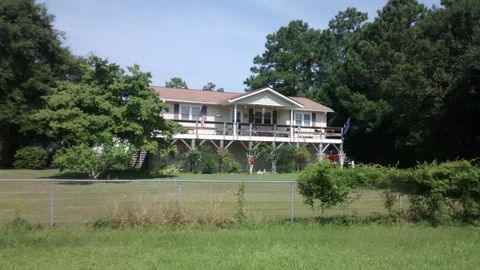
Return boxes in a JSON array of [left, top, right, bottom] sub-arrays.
[[141, 86, 345, 170]]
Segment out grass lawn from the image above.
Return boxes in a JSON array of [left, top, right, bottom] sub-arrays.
[[0, 179, 387, 225], [0, 169, 298, 181], [1, 224, 478, 269]]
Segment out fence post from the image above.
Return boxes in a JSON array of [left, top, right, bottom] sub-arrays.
[[49, 179, 56, 227], [290, 181, 294, 223], [176, 180, 182, 211]]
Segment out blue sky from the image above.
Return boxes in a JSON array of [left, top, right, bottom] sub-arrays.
[[42, 0, 439, 93]]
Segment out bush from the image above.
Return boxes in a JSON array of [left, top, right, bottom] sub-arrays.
[[201, 153, 217, 174], [5, 217, 40, 231], [342, 160, 480, 225], [14, 146, 48, 169], [396, 160, 480, 225], [92, 215, 111, 228], [277, 144, 296, 173], [294, 145, 311, 171], [184, 149, 202, 173], [54, 140, 132, 179], [158, 165, 180, 176], [225, 159, 241, 173], [297, 161, 352, 215]]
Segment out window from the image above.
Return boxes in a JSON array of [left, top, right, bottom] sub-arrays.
[[191, 106, 200, 120], [264, 111, 272, 124], [181, 105, 189, 120], [303, 113, 311, 126], [254, 109, 272, 124], [181, 105, 201, 120], [254, 111, 262, 124], [294, 112, 312, 126]]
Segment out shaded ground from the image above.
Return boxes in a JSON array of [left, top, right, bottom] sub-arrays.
[[0, 169, 298, 180]]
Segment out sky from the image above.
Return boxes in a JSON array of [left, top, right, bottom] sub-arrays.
[[42, 0, 440, 93]]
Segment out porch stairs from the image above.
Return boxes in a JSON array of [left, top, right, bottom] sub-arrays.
[[131, 150, 147, 169]]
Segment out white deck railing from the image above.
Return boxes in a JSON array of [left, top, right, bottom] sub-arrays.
[[171, 120, 343, 143]]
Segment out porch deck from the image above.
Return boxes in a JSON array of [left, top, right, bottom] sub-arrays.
[[168, 120, 343, 144]]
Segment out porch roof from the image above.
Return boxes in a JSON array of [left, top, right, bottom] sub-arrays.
[[153, 86, 334, 112]]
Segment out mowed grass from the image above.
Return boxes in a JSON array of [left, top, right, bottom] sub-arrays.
[[0, 168, 298, 181], [0, 180, 388, 225], [0, 224, 479, 269]]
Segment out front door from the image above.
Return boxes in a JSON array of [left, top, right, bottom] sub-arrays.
[[231, 109, 241, 123]]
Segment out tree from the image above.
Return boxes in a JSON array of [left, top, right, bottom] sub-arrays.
[[165, 77, 188, 89], [328, 7, 368, 38], [34, 56, 180, 177], [35, 56, 178, 152], [297, 162, 351, 216], [202, 82, 224, 92], [53, 136, 131, 179], [0, 0, 81, 167], [258, 144, 289, 173], [244, 20, 324, 97], [202, 82, 216, 91]]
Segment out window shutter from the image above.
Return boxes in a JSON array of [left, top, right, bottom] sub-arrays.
[[312, 112, 316, 127], [173, 103, 179, 120], [273, 110, 277, 124], [248, 109, 254, 123]]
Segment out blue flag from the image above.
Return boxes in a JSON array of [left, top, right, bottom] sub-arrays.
[[343, 117, 351, 137]]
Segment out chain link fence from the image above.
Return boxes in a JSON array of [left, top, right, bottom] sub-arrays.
[[0, 179, 405, 226]]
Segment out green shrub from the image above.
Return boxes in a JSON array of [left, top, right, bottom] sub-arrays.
[[277, 144, 296, 173], [402, 160, 480, 225], [226, 160, 241, 173], [201, 153, 217, 174], [158, 166, 180, 176], [297, 161, 351, 215], [184, 149, 202, 173], [234, 183, 247, 223], [5, 217, 40, 231], [298, 160, 480, 224], [217, 149, 232, 173], [54, 141, 132, 179], [92, 215, 111, 228], [13, 146, 48, 169], [294, 145, 311, 171]]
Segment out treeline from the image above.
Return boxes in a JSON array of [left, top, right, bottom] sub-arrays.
[[245, 0, 480, 166]]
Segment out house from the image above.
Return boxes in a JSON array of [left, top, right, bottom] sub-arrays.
[[145, 86, 345, 170]]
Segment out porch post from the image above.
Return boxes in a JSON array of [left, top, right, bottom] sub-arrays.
[[233, 103, 237, 139], [339, 143, 345, 169], [290, 109, 294, 142], [318, 143, 324, 161]]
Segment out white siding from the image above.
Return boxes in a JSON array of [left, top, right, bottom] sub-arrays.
[[163, 102, 328, 127]]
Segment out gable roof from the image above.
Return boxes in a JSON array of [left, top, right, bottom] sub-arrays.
[[227, 87, 304, 108], [290, 97, 334, 112], [153, 86, 334, 112]]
